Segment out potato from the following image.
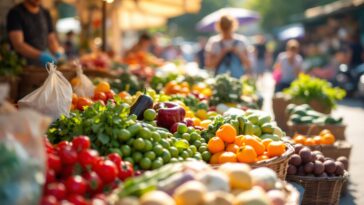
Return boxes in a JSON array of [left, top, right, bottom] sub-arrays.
[[287, 164, 297, 175], [297, 166, 305, 176], [304, 162, 314, 174], [316, 155, 325, 163], [319, 172, 328, 178], [294, 144, 304, 154], [335, 161, 345, 170], [324, 160, 337, 174], [314, 160, 325, 176], [299, 148, 313, 164], [335, 164, 345, 176], [289, 154, 302, 166], [337, 156, 348, 170], [312, 150, 322, 156]]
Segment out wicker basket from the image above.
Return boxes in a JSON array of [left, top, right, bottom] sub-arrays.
[[286, 172, 349, 205], [311, 141, 352, 162], [251, 143, 295, 180], [272, 94, 291, 133], [287, 123, 346, 141]]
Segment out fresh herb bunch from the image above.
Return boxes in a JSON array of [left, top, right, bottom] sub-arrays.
[[283, 74, 346, 109], [0, 43, 25, 76], [47, 101, 135, 155], [209, 74, 243, 106]]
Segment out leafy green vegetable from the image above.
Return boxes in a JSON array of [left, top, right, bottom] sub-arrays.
[[209, 74, 243, 106], [0, 42, 25, 76], [283, 74, 346, 109]]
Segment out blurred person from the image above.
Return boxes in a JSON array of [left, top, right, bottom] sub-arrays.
[[6, 0, 64, 66], [348, 34, 363, 68], [64, 30, 78, 59], [254, 35, 268, 78], [273, 39, 303, 92], [195, 36, 207, 69], [205, 15, 252, 78]]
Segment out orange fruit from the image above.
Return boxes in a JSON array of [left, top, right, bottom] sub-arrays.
[[208, 137, 225, 154], [319, 129, 331, 136], [257, 154, 269, 161], [304, 138, 315, 146], [234, 135, 245, 146], [218, 152, 238, 163], [262, 138, 273, 150], [226, 144, 239, 153], [216, 124, 237, 143], [244, 135, 265, 155], [210, 152, 224, 164], [313, 136, 322, 145], [72, 93, 78, 105], [118, 91, 130, 99], [192, 118, 201, 126], [267, 141, 286, 157], [77, 97, 93, 111], [237, 145, 257, 163], [321, 133, 335, 145], [95, 81, 110, 93], [293, 134, 307, 144]]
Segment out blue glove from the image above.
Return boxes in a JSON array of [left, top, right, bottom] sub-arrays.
[[55, 51, 65, 60], [39, 52, 56, 67]]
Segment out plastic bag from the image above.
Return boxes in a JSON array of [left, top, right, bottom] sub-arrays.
[[0, 109, 51, 205], [73, 65, 94, 97], [0, 84, 17, 114], [18, 63, 72, 120]]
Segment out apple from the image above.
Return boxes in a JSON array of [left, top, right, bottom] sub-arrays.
[[155, 102, 185, 129]]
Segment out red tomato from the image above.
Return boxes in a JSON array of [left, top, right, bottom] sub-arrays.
[[107, 153, 122, 166], [56, 141, 72, 151], [77, 97, 93, 111], [118, 161, 134, 181], [66, 194, 89, 205], [93, 92, 107, 102], [65, 175, 87, 195], [40, 195, 59, 205], [105, 90, 115, 100], [47, 154, 61, 173], [83, 171, 103, 194], [45, 182, 66, 201], [78, 149, 99, 169], [72, 136, 91, 152], [58, 146, 78, 165], [46, 169, 56, 184], [60, 165, 75, 179], [94, 160, 118, 184]]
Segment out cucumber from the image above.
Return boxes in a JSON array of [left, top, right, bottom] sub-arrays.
[[261, 123, 275, 134]]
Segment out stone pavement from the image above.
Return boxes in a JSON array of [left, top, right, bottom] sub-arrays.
[[257, 73, 364, 205]]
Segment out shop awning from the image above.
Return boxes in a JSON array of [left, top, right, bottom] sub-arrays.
[[305, 0, 364, 20]]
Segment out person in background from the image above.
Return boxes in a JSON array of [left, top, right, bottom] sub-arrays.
[[195, 36, 207, 69], [205, 15, 251, 78], [273, 39, 303, 92], [64, 30, 78, 59], [254, 35, 268, 78], [6, 0, 63, 67]]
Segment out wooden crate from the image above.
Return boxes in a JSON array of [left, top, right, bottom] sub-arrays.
[[287, 123, 346, 141]]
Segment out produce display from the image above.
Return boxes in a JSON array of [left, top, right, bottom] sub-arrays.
[[287, 144, 348, 177], [287, 104, 343, 125], [283, 74, 346, 110], [42, 136, 134, 204], [111, 161, 298, 205], [292, 129, 336, 146]]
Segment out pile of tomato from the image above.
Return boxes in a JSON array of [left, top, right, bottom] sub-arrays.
[[42, 136, 134, 205]]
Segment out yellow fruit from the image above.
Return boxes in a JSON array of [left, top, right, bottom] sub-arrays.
[[200, 120, 212, 129], [95, 81, 110, 93], [186, 111, 195, 118], [196, 109, 208, 120]]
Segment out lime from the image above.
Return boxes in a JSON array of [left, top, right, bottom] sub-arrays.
[[170, 137, 177, 144], [180, 150, 189, 159], [153, 145, 164, 156], [173, 133, 182, 139], [129, 114, 138, 121], [182, 133, 191, 142], [133, 138, 146, 151], [201, 142, 207, 147], [139, 128, 152, 139], [144, 139, 153, 151], [127, 123, 142, 136], [202, 151, 211, 162], [170, 158, 179, 163], [193, 153, 202, 160], [187, 127, 194, 133], [193, 140, 202, 148], [200, 138, 206, 143], [189, 145, 197, 154], [151, 132, 161, 142], [160, 139, 170, 149], [140, 158, 152, 170], [158, 131, 168, 139], [198, 145, 208, 153], [121, 145, 131, 157], [161, 149, 171, 163], [177, 123, 188, 134], [124, 157, 134, 164], [145, 151, 156, 161], [143, 109, 157, 121], [152, 158, 164, 169], [190, 132, 200, 141], [169, 147, 179, 157], [186, 149, 193, 157], [118, 129, 131, 142], [178, 157, 184, 161], [132, 152, 143, 162], [126, 138, 135, 146]]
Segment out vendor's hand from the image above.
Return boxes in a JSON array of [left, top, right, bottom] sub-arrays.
[[39, 52, 56, 67], [55, 51, 66, 60]]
